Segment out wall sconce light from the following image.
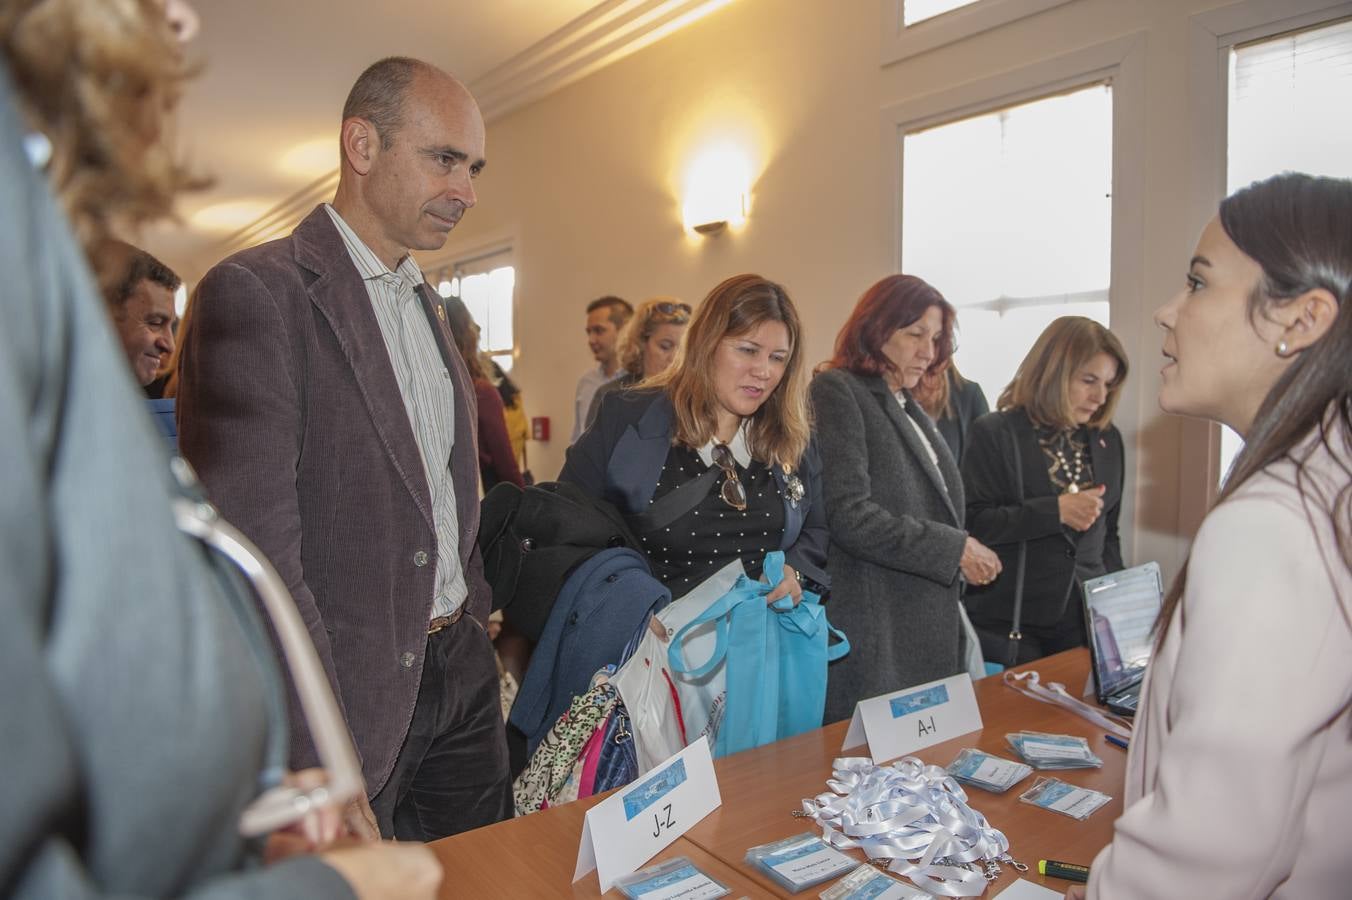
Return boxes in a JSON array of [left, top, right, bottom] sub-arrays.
[[682, 143, 751, 237]]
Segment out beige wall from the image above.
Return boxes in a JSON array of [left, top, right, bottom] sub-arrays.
[[429, 0, 1328, 582]]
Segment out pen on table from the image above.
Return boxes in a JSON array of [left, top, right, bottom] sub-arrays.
[[1039, 859, 1090, 883], [1104, 733, 1129, 750]]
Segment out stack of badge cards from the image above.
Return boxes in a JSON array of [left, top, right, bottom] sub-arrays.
[[612, 857, 731, 899], [1018, 776, 1111, 821], [945, 748, 1033, 793], [819, 864, 935, 899], [746, 833, 857, 893], [1005, 731, 1103, 770]]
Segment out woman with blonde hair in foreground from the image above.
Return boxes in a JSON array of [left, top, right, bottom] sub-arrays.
[[1073, 172, 1352, 898], [1, 1, 437, 896]]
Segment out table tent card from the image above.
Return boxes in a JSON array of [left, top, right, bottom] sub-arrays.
[[843, 673, 983, 762], [993, 878, 1065, 899], [573, 736, 722, 892]]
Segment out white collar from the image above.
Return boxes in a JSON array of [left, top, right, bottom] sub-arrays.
[[697, 422, 751, 468], [323, 204, 424, 286]]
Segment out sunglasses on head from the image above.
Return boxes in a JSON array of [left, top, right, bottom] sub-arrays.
[[711, 442, 747, 511], [654, 301, 692, 317]]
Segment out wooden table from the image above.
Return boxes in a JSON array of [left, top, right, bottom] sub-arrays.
[[430, 649, 1125, 897]]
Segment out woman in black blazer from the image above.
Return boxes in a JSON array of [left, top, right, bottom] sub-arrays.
[[560, 274, 828, 601], [962, 317, 1129, 665], [913, 364, 990, 465]]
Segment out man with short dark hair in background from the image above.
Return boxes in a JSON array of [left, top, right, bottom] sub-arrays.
[[571, 294, 632, 441], [100, 240, 180, 388], [178, 55, 510, 842]]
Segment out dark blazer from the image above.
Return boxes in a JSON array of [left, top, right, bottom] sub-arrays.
[[558, 388, 829, 589], [934, 374, 990, 465], [177, 205, 490, 798], [961, 408, 1125, 629], [510, 547, 669, 754], [479, 480, 642, 640], [811, 369, 969, 724]]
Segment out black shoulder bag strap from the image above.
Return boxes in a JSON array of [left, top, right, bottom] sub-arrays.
[[1006, 429, 1028, 668], [627, 465, 721, 535]]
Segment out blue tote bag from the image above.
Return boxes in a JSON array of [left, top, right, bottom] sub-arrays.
[[667, 552, 849, 756]]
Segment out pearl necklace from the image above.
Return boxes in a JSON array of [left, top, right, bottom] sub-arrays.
[[1054, 443, 1085, 493]]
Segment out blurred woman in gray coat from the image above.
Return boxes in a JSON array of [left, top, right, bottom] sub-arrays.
[[812, 275, 1001, 724]]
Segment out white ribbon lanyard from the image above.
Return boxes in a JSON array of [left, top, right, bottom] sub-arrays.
[[1002, 670, 1133, 739], [798, 757, 1023, 896]]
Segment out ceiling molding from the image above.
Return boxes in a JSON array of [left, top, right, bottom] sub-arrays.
[[472, 0, 733, 118], [196, 0, 730, 270]]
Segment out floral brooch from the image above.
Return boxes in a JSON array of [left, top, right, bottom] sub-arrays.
[[783, 466, 805, 508]]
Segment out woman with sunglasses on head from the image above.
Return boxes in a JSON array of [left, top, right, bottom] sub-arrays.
[[961, 317, 1129, 666], [1069, 173, 1352, 900], [562, 274, 827, 603], [1, 1, 437, 897], [811, 275, 1001, 725], [584, 296, 692, 431]]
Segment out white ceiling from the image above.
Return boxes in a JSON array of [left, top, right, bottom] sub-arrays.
[[146, 0, 667, 278]]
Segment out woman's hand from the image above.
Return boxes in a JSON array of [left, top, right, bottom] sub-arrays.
[[344, 792, 380, 841], [765, 563, 804, 607], [1058, 485, 1106, 531], [322, 842, 442, 900], [1065, 885, 1087, 900], [262, 768, 378, 862], [959, 537, 1002, 586]]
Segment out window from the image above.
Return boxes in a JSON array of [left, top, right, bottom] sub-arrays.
[[434, 247, 516, 373], [883, 0, 1077, 64], [902, 83, 1113, 409], [1219, 17, 1352, 482], [905, 0, 981, 26]]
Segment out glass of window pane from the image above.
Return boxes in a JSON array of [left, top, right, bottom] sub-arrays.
[[902, 83, 1113, 407], [905, 0, 982, 27], [1222, 17, 1352, 483]]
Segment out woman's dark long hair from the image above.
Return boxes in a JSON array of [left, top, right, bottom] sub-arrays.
[[440, 294, 484, 381], [1157, 173, 1352, 641]]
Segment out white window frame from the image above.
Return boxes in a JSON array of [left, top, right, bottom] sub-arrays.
[[425, 237, 518, 365], [1183, 0, 1352, 516], [883, 32, 1146, 563], [881, 0, 1078, 64]]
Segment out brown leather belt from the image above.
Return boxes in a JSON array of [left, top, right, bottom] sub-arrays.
[[426, 606, 465, 635]]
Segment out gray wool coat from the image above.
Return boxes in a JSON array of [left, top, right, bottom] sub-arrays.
[[0, 71, 350, 897], [811, 369, 969, 725]]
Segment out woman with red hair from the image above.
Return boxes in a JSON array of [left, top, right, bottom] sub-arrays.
[[812, 275, 1001, 723]]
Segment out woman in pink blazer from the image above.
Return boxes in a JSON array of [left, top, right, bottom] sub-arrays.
[[1076, 173, 1352, 898]]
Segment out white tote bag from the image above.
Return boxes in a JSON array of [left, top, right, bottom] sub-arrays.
[[957, 602, 987, 682], [611, 559, 745, 773]]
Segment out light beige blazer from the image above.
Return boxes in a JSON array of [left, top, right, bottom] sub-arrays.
[[1088, 420, 1352, 898]]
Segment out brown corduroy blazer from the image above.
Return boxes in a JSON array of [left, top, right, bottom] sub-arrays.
[[177, 205, 488, 797]]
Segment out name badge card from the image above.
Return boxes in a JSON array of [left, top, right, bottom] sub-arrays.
[[842, 673, 982, 763], [573, 736, 721, 892]]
